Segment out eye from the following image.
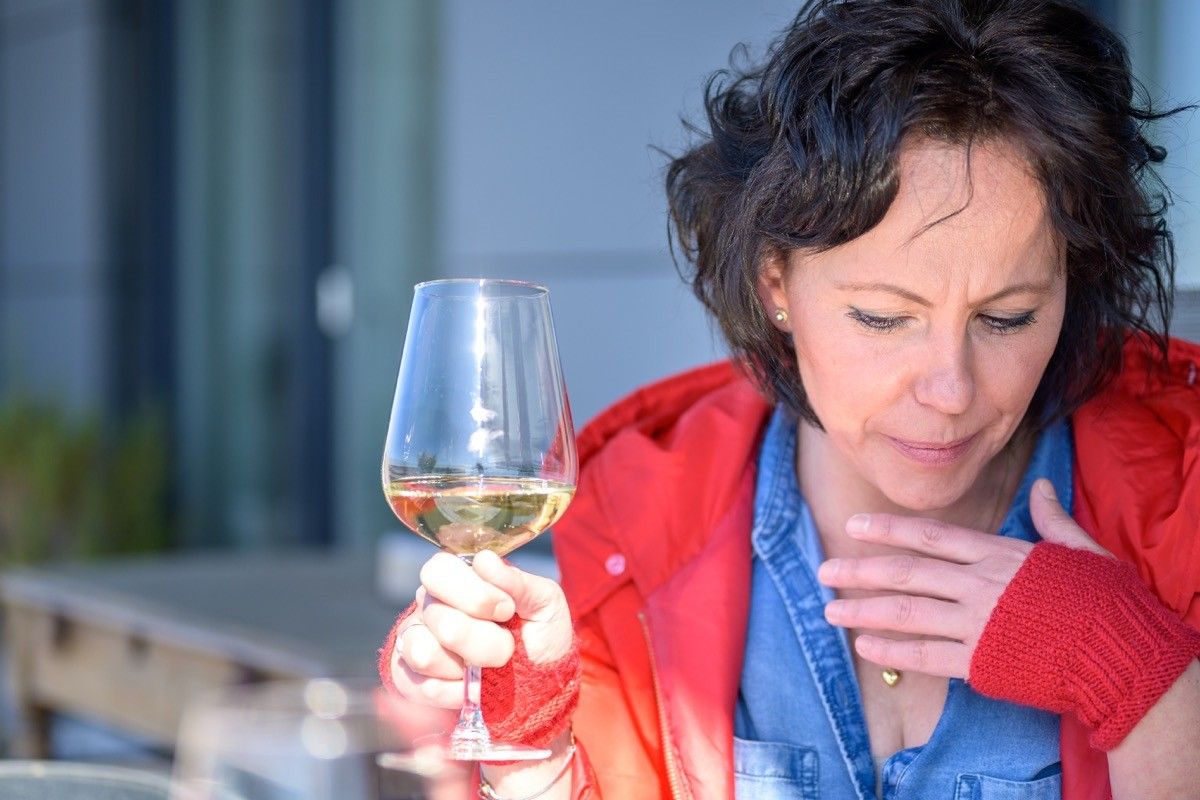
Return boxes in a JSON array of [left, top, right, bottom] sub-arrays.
[[847, 308, 910, 332], [980, 312, 1037, 333]]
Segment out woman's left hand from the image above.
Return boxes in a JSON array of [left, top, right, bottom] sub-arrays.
[[817, 477, 1111, 679]]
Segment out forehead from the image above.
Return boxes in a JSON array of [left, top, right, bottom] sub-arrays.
[[791, 137, 1060, 287]]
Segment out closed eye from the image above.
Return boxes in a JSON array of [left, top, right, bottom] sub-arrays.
[[847, 308, 909, 332], [980, 312, 1037, 333]]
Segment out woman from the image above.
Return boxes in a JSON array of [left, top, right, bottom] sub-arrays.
[[380, 1, 1200, 798]]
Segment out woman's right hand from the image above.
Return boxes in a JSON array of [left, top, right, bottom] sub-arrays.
[[386, 549, 576, 708]]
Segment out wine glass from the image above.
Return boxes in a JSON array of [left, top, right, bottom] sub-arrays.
[[170, 678, 470, 800], [381, 279, 578, 762]]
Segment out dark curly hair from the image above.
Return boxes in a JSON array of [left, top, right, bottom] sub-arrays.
[[666, 0, 1180, 431]]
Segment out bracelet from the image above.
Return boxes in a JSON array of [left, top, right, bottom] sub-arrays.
[[478, 744, 577, 800]]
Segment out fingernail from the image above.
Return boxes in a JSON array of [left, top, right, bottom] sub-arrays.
[[825, 600, 845, 622], [817, 559, 840, 583], [1037, 479, 1057, 502], [846, 514, 870, 534]]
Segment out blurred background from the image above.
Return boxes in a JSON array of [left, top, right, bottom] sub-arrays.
[[0, 0, 1197, 777]]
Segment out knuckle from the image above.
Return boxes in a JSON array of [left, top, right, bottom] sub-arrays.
[[895, 595, 916, 626], [407, 640, 434, 672], [478, 590, 512, 620], [920, 521, 948, 547], [888, 555, 917, 586], [432, 612, 466, 650], [420, 601, 443, 629], [964, 571, 994, 598], [878, 516, 895, 540], [912, 639, 930, 672]]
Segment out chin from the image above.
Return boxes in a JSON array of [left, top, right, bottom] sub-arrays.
[[874, 472, 973, 515]]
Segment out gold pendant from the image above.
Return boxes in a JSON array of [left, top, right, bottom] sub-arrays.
[[882, 668, 901, 687]]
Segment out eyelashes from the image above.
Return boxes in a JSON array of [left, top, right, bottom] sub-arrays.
[[847, 309, 907, 331], [846, 308, 1038, 334], [981, 311, 1037, 332]]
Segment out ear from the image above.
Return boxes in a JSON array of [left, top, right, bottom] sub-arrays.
[[756, 250, 790, 331]]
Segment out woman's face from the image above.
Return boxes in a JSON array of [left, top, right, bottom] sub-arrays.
[[758, 137, 1067, 513]]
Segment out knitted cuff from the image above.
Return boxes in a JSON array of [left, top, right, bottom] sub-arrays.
[[481, 615, 582, 750], [969, 542, 1200, 750]]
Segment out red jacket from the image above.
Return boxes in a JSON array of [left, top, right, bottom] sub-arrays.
[[556, 336, 1200, 800]]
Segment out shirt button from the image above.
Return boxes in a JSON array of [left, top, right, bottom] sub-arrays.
[[604, 553, 626, 576]]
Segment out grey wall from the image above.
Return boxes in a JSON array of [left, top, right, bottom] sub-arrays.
[[1120, 1, 1200, 289], [0, 0, 109, 405], [435, 1, 804, 425], [1153, 1, 1200, 288]]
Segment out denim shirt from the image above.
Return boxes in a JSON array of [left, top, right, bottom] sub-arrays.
[[734, 408, 1072, 800]]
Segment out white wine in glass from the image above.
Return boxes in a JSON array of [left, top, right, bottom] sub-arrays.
[[382, 279, 578, 762]]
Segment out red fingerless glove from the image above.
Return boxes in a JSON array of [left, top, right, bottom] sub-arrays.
[[969, 542, 1200, 750], [377, 604, 580, 751], [481, 615, 581, 750]]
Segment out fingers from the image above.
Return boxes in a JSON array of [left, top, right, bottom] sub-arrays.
[[844, 513, 1023, 563], [853, 634, 968, 679], [1028, 478, 1111, 556], [387, 620, 466, 709], [397, 619, 465, 680], [421, 599, 516, 667], [388, 653, 466, 710], [473, 550, 574, 663], [471, 550, 563, 622], [817, 554, 976, 600], [420, 552, 516, 622], [825, 595, 970, 641]]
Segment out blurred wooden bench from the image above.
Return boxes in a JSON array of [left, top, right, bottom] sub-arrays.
[[0, 549, 415, 759], [0, 538, 558, 760]]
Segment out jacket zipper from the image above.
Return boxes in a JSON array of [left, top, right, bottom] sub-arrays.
[[638, 612, 689, 800]]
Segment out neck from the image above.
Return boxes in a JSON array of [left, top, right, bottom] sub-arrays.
[[796, 422, 1033, 559]]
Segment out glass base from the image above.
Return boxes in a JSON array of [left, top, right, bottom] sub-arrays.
[[447, 739, 552, 762], [378, 734, 551, 766]]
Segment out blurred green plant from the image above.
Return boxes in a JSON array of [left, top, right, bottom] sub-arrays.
[[0, 398, 172, 563]]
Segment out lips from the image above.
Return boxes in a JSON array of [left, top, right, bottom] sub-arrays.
[[886, 433, 977, 466]]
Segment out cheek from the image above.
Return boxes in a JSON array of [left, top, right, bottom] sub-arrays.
[[977, 311, 1065, 414], [792, 321, 907, 428]]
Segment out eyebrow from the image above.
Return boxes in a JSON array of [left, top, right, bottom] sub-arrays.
[[834, 280, 1055, 307]]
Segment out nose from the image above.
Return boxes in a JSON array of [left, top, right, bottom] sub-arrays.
[[912, 333, 975, 415]]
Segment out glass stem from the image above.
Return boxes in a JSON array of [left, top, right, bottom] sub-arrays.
[[451, 554, 491, 749], [452, 663, 489, 746]]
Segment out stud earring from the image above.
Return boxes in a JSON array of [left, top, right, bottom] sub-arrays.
[[774, 308, 789, 324]]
